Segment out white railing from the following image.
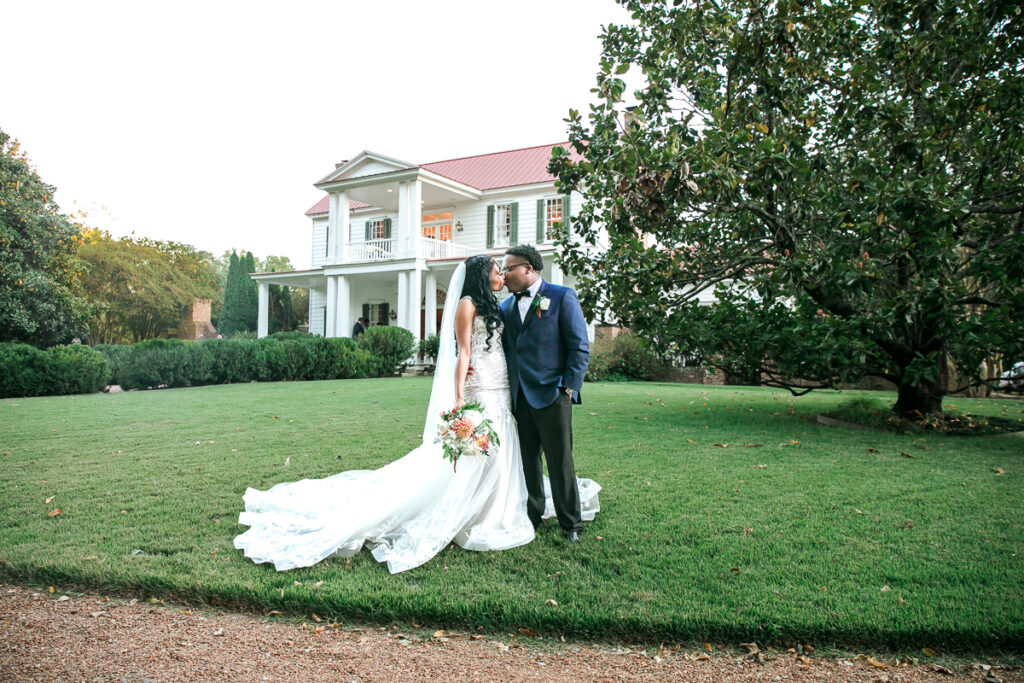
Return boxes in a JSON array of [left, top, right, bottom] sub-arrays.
[[417, 237, 475, 260], [347, 238, 396, 262], [343, 237, 475, 263]]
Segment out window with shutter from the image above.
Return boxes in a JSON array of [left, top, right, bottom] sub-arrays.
[[490, 203, 514, 247]]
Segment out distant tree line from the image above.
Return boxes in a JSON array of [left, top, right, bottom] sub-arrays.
[[0, 127, 306, 348]]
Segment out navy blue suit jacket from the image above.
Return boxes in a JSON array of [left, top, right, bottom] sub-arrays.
[[501, 280, 590, 411]]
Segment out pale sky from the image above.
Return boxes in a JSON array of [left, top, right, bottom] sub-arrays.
[[2, 0, 634, 270]]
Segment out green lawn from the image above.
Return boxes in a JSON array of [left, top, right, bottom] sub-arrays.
[[1, 379, 1021, 651]]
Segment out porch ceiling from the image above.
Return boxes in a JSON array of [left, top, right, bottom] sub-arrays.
[[346, 176, 477, 213]]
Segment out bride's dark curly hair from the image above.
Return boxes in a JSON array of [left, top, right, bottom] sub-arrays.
[[460, 254, 503, 351]]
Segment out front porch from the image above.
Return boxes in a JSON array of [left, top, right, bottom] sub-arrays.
[[251, 246, 569, 341]]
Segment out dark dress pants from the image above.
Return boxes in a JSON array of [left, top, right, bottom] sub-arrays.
[[515, 388, 582, 532]]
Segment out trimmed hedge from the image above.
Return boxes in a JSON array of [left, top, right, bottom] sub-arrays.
[[0, 343, 110, 398], [2, 329, 418, 397], [92, 331, 408, 391]]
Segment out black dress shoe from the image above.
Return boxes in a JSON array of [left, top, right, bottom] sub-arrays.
[[562, 529, 580, 542]]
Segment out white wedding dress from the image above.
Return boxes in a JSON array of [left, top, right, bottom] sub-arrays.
[[234, 275, 601, 574]]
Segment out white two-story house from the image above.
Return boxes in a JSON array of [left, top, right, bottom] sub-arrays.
[[251, 143, 586, 342]]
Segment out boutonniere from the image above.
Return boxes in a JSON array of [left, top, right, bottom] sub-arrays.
[[534, 295, 550, 318]]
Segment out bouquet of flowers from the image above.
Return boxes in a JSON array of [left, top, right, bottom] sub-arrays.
[[434, 402, 500, 472]]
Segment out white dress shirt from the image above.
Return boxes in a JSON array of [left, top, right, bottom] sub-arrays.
[[517, 278, 544, 323]]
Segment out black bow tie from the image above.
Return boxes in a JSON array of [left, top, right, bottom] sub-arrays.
[[513, 290, 532, 301]]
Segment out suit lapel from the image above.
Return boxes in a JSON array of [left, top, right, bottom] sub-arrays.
[[518, 280, 548, 337], [503, 296, 521, 338]]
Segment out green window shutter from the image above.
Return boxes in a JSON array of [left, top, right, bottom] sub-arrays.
[[536, 199, 546, 243], [325, 225, 330, 256], [381, 303, 389, 325], [562, 194, 571, 235], [362, 303, 370, 323], [486, 205, 495, 248], [510, 202, 519, 245], [365, 221, 371, 241], [383, 217, 392, 239]]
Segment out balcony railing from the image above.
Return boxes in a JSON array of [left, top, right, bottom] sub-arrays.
[[417, 236, 475, 260], [347, 238, 396, 262], [341, 237, 475, 263]]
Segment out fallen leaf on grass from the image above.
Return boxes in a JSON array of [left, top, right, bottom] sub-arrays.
[[744, 443, 764, 448], [519, 628, 538, 636], [433, 630, 446, 638], [412, 621, 422, 628], [687, 439, 697, 445], [545, 599, 558, 607], [753, 464, 767, 469], [470, 634, 485, 640], [992, 467, 1004, 474], [867, 656, 887, 669], [712, 443, 728, 448], [867, 448, 879, 453], [922, 648, 936, 657], [48, 509, 62, 517], [148, 598, 164, 605], [45, 496, 55, 504], [704, 642, 713, 653], [284, 457, 290, 467], [311, 614, 321, 622], [695, 653, 710, 660], [266, 610, 282, 616], [881, 585, 891, 592], [82, 556, 98, 561], [900, 452, 914, 458]]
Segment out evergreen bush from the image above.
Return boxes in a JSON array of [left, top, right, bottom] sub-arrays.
[[358, 326, 416, 376], [0, 343, 108, 398], [46, 344, 109, 395], [586, 334, 672, 382], [0, 343, 50, 398]]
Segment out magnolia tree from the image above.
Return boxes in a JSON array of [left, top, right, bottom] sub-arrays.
[[551, 0, 1024, 417]]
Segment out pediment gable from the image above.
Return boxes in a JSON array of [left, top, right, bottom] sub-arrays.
[[315, 151, 417, 186]]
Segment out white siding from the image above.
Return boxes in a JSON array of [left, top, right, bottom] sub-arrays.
[[309, 288, 326, 336], [311, 219, 328, 267]]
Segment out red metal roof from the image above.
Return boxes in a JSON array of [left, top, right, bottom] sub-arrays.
[[305, 143, 580, 215]]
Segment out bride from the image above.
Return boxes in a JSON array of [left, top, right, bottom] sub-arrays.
[[234, 255, 599, 573]]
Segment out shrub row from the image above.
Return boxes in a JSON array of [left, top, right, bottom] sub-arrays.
[[0, 327, 418, 398], [0, 343, 109, 398], [97, 326, 417, 390], [585, 333, 674, 382]]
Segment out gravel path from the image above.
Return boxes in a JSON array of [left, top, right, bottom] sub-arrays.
[[1, 585, 1018, 682]]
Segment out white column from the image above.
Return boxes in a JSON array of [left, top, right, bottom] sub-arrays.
[[397, 181, 408, 258], [397, 271, 409, 330], [409, 266, 422, 339], [325, 276, 337, 338], [327, 194, 339, 265], [257, 282, 269, 338], [408, 179, 422, 258], [424, 271, 437, 336], [337, 191, 350, 264], [336, 275, 351, 337]]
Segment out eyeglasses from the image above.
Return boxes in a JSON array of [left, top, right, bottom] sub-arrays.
[[500, 263, 530, 275]]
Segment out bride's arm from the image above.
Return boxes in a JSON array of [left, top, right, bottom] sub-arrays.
[[454, 297, 476, 406]]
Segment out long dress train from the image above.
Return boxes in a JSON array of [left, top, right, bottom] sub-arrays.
[[233, 315, 600, 573]]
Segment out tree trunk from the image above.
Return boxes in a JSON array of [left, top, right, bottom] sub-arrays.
[[893, 378, 943, 418]]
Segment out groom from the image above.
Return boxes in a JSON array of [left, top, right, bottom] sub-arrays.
[[500, 245, 589, 542]]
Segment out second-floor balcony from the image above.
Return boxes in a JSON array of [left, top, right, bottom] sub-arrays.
[[343, 236, 475, 264]]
